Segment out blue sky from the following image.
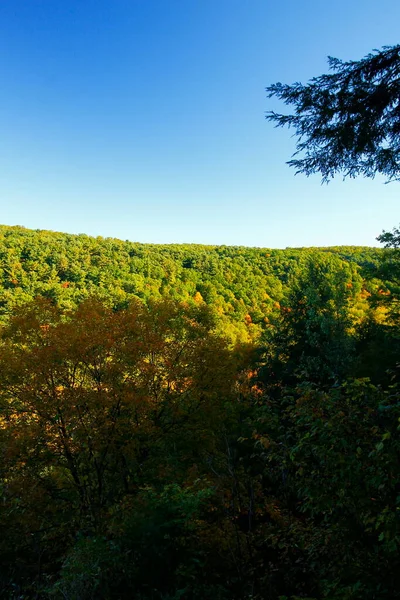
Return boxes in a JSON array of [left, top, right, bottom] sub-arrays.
[[0, 0, 399, 247]]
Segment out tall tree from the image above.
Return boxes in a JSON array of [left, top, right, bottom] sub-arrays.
[[266, 45, 400, 182], [0, 297, 239, 582], [262, 252, 362, 385]]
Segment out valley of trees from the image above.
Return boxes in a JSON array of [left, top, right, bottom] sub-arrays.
[[1, 41, 399, 600], [1, 223, 400, 599]]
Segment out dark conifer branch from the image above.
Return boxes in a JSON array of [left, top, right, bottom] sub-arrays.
[[266, 45, 400, 182]]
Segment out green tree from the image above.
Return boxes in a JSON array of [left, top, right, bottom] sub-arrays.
[[0, 297, 242, 596], [266, 45, 400, 182], [374, 225, 400, 320], [378, 224, 400, 248], [262, 252, 362, 385], [251, 379, 400, 599]]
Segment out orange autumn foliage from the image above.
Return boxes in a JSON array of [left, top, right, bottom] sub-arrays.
[[0, 297, 242, 522]]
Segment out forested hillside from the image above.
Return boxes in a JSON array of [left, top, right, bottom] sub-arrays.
[[1, 223, 400, 599], [1, 0, 399, 590], [0, 225, 384, 341]]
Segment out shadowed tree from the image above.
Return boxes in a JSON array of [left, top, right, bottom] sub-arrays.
[[266, 45, 400, 182]]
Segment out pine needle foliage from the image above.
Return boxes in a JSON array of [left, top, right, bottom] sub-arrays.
[[266, 45, 400, 182]]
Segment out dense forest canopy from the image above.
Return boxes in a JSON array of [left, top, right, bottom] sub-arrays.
[[1, 222, 400, 599], [0, 0, 399, 590], [0, 224, 384, 341]]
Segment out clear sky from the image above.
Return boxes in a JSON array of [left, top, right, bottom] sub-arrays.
[[0, 0, 399, 248]]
